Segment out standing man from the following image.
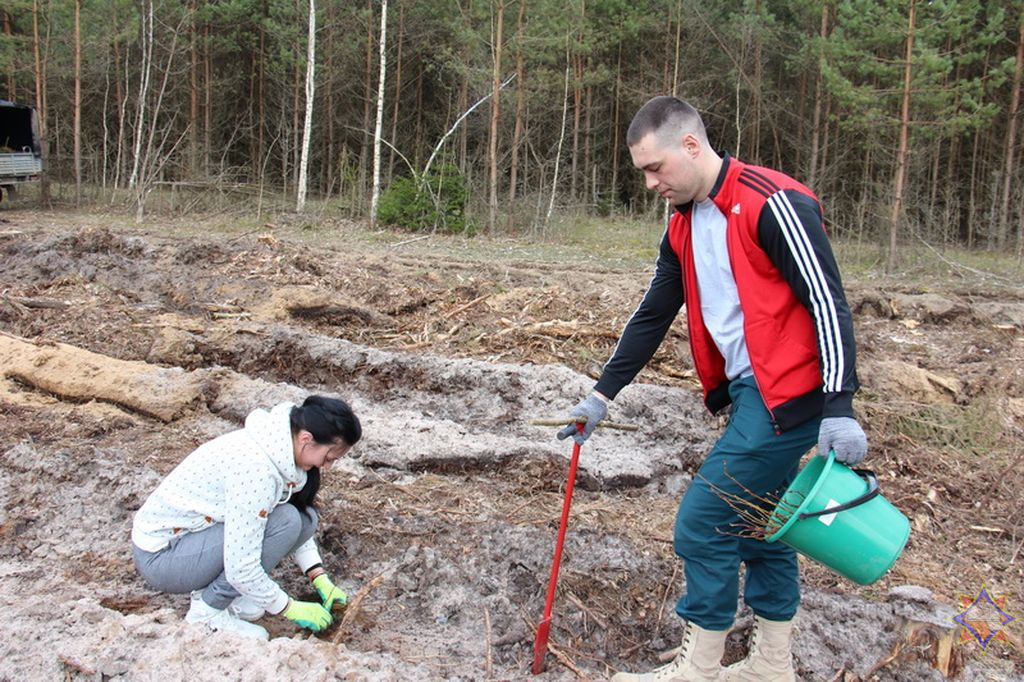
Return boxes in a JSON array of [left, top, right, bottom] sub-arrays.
[[557, 96, 867, 681]]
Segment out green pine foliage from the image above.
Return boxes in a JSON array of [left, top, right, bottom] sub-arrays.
[[377, 164, 471, 235], [0, 0, 1019, 247]]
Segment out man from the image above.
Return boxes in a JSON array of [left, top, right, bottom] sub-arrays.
[[557, 96, 867, 681]]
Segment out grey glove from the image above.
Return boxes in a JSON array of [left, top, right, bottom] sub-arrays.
[[556, 393, 608, 445], [817, 416, 868, 465]]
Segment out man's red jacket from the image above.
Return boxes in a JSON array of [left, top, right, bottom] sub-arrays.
[[595, 155, 858, 432]]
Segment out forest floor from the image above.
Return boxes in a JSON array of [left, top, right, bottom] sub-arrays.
[[0, 208, 1022, 681]]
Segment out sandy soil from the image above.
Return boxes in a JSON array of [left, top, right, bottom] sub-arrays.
[[0, 210, 1022, 681]]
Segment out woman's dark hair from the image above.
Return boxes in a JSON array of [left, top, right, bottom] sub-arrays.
[[288, 395, 362, 510]]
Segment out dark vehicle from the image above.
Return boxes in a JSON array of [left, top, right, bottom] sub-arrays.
[[0, 99, 43, 203]]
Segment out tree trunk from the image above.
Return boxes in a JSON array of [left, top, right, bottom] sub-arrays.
[[32, 0, 49, 204], [248, 16, 258, 178], [929, 136, 942, 244], [129, 0, 154, 192], [257, 2, 267, 182], [943, 136, 960, 248], [569, 1, 585, 203], [414, 61, 424, 169], [662, 24, 671, 93], [136, 5, 184, 221], [808, 3, 828, 189], [856, 144, 872, 238], [73, 0, 82, 205], [998, 13, 1023, 251], [359, 0, 374, 209], [930, 33, 954, 246], [369, 0, 387, 226], [296, 0, 316, 212], [506, 0, 525, 231], [40, 1, 49, 137], [32, 1, 43, 137], [323, 2, 333, 194], [112, 4, 127, 192], [671, 0, 682, 94], [546, 41, 571, 230], [795, 70, 806, 174], [584, 83, 593, 206], [570, 52, 582, 203], [3, 11, 14, 100], [887, 0, 916, 272], [750, 0, 762, 163], [422, 74, 513, 185], [387, 2, 404, 185], [488, 0, 505, 233], [665, 1, 682, 226], [101, 16, 111, 189], [189, 0, 199, 176], [967, 128, 981, 248], [610, 42, 621, 211], [292, 0, 301, 196], [203, 23, 211, 175], [457, 75, 468, 172], [818, 94, 832, 198]]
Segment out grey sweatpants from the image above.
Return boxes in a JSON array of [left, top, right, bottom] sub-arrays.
[[132, 504, 318, 610]]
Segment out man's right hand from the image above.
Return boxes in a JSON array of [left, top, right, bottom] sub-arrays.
[[556, 393, 609, 445], [283, 599, 333, 632]]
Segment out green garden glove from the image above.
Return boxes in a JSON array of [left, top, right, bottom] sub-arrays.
[[313, 574, 349, 611], [282, 599, 333, 632]]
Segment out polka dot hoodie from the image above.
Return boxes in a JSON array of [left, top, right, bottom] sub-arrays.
[[131, 402, 322, 614]]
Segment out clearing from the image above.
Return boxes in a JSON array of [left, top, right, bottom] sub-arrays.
[[0, 209, 1022, 681]]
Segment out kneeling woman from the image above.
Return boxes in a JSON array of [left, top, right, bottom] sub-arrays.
[[131, 395, 360, 640]]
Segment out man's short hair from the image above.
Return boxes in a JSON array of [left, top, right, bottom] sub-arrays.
[[627, 96, 708, 148]]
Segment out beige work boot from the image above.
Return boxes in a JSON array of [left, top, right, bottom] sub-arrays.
[[718, 615, 795, 681], [610, 621, 727, 681]]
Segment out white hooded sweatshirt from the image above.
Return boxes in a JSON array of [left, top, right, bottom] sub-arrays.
[[131, 403, 322, 614]]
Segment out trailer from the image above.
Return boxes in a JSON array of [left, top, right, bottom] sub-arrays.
[[0, 99, 43, 202]]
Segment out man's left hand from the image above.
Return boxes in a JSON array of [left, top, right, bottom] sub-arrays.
[[817, 416, 868, 466]]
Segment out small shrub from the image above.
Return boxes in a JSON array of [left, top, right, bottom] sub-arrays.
[[377, 164, 471, 234]]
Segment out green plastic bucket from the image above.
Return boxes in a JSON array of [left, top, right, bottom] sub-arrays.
[[765, 451, 910, 585]]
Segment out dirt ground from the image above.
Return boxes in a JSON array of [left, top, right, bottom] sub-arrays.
[[0, 209, 1022, 681]]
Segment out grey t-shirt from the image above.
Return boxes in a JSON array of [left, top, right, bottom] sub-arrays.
[[691, 198, 752, 380]]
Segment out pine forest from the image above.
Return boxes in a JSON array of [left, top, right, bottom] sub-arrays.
[[1, 0, 1022, 259]]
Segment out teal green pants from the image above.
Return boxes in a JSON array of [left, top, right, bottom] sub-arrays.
[[674, 376, 820, 630]]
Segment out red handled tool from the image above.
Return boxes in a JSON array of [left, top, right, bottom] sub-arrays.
[[531, 421, 585, 675]]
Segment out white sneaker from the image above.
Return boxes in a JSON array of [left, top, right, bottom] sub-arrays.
[[227, 595, 265, 622], [185, 591, 269, 641]]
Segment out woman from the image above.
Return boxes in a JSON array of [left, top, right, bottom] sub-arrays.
[[131, 395, 361, 640]]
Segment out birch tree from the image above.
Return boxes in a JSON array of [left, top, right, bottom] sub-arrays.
[[131, 6, 187, 221], [128, 0, 153, 192], [487, 0, 504, 233], [296, 0, 315, 213], [73, 0, 81, 205], [506, 0, 525, 230], [545, 41, 571, 231], [369, 0, 387, 227]]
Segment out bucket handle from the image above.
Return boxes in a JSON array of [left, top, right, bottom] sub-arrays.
[[797, 469, 879, 520]]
